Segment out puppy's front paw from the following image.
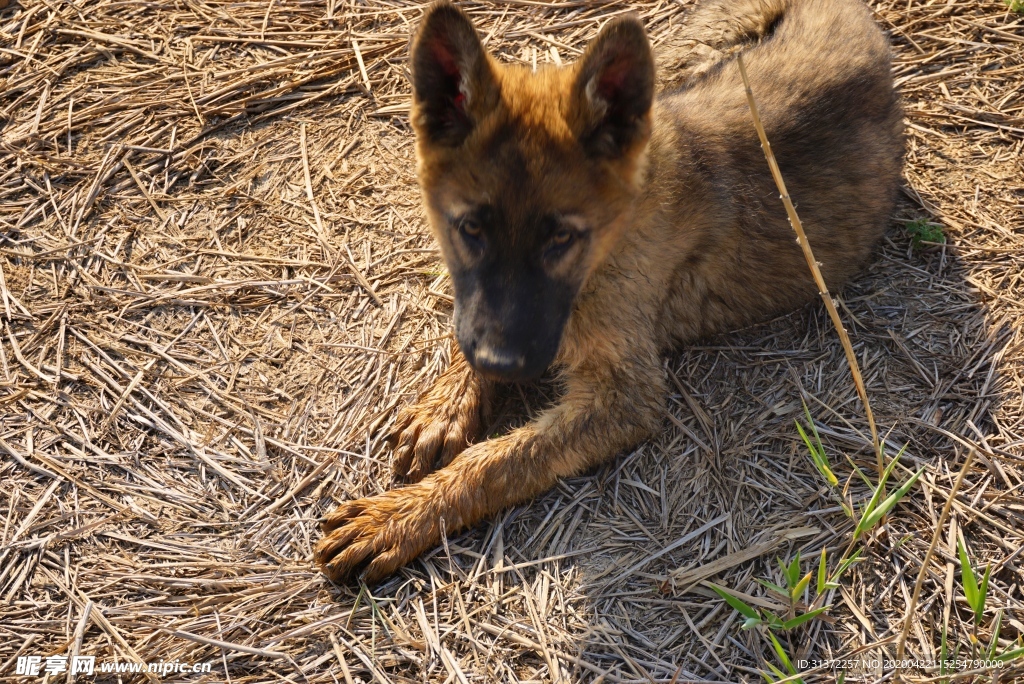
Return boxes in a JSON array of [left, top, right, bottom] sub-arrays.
[[314, 488, 439, 584], [389, 362, 486, 482]]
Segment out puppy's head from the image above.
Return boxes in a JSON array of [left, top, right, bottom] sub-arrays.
[[410, 2, 654, 381]]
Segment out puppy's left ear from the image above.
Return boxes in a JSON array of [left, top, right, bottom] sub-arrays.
[[569, 16, 654, 159], [411, 2, 498, 147]]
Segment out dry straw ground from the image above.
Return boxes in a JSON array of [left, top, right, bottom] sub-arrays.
[[1, 0, 1023, 682]]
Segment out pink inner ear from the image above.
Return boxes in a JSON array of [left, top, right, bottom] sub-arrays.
[[597, 55, 632, 101], [430, 39, 461, 78]]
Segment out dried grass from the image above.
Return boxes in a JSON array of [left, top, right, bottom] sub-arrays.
[[2, 0, 1023, 682]]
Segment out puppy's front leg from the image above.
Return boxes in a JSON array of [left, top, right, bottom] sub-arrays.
[[390, 341, 491, 482], [315, 350, 665, 583]]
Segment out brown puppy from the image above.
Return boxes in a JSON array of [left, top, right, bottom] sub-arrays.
[[314, 0, 904, 583]]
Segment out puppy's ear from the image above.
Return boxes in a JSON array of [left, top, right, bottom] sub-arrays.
[[569, 16, 654, 159], [411, 2, 497, 147]]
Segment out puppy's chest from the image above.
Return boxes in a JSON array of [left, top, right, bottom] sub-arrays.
[[556, 234, 693, 365]]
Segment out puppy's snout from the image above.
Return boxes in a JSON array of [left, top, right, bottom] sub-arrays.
[[471, 344, 527, 381]]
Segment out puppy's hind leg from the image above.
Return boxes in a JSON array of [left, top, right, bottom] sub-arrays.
[[390, 340, 492, 483]]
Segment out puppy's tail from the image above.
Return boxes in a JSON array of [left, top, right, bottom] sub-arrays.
[[656, 0, 793, 90], [685, 0, 789, 48]]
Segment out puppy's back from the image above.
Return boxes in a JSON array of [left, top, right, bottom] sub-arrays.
[[652, 0, 904, 341]]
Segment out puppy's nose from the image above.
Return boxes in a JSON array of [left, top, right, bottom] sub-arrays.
[[472, 345, 527, 381]]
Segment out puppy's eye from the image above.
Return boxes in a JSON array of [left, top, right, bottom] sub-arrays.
[[551, 229, 574, 247], [459, 218, 482, 238]]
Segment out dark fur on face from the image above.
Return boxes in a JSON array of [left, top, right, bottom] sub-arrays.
[[410, 5, 655, 381]]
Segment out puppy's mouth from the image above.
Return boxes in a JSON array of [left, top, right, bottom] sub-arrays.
[[460, 338, 554, 383], [471, 344, 528, 380]]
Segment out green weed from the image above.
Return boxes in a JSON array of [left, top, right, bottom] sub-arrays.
[[958, 539, 991, 627], [904, 219, 945, 249], [796, 405, 837, 488], [711, 407, 1024, 680], [933, 532, 1024, 679], [764, 631, 803, 684], [712, 407, 925, 681], [798, 402, 923, 539], [852, 445, 923, 542]]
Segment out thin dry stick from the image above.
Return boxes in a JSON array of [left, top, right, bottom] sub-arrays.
[[736, 53, 882, 476], [123, 159, 168, 222], [0, 259, 11, 320], [352, 39, 372, 94], [181, 62, 205, 127], [894, 449, 977, 682]]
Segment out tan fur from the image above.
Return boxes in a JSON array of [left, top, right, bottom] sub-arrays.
[[315, 0, 904, 583]]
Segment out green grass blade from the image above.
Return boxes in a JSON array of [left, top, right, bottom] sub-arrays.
[[796, 422, 821, 475], [854, 478, 888, 539], [939, 621, 949, 677], [828, 548, 863, 587], [756, 578, 789, 597], [817, 548, 827, 596], [786, 552, 801, 590], [802, 401, 822, 446], [792, 571, 812, 603], [797, 420, 838, 488], [856, 465, 923, 538], [977, 563, 991, 626], [845, 455, 874, 490], [996, 645, 1024, 663], [709, 582, 760, 620], [988, 610, 1003, 659], [804, 403, 838, 487], [869, 442, 907, 496], [780, 605, 831, 630], [958, 539, 980, 613], [768, 631, 796, 675], [795, 420, 815, 458]]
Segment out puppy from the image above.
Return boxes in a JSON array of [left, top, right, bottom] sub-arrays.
[[314, 0, 904, 583]]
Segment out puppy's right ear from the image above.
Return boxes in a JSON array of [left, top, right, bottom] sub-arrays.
[[411, 2, 497, 147], [569, 16, 654, 159]]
